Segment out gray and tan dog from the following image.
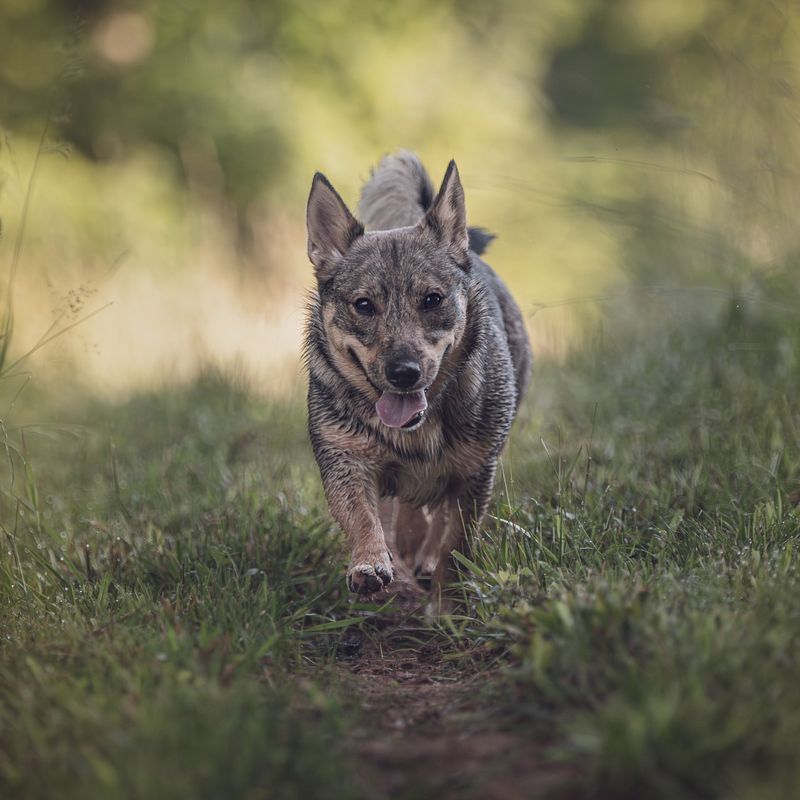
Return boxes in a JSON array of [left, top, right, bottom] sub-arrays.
[[304, 153, 531, 605]]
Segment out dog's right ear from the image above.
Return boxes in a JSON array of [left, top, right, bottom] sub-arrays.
[[306, 173, 364, 280]]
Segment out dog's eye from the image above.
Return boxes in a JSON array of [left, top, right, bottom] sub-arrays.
[[353, 297, 375, 316], [423, 293, 443, 311]]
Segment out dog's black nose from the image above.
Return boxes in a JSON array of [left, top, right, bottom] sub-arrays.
[[385, 360, 421, 389]]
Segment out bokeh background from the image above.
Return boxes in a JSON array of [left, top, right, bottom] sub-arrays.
[[2, 0, 799, 394], [4, 6, 800, 797]]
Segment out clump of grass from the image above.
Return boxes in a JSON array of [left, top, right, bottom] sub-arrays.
[[0, 368, 376, 799], [449, 269, 800, 798], [0, 123, 371, 797]]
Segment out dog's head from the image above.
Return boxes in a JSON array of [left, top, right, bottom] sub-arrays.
[[306, 161, 471, 431]]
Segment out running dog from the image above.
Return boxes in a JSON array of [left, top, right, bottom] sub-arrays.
[[304, 152, 531, 604]]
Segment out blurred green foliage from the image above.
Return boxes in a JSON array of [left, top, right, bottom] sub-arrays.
[[3, 0, 799, 264]]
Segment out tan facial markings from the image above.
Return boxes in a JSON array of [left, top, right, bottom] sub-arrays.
[[418, 330, 456, 374], [323, 304, 380, 396], [324, 288, 468, 397], [420, 292, 467, 381]]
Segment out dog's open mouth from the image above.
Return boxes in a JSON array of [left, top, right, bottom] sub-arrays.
[[376, 389, 428, 430]]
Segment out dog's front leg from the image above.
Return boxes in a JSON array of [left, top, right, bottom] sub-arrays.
[[316, 446, 393, 594]]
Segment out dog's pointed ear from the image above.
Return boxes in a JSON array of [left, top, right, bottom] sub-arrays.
[[306, 172, 364, 280], [423, 160, 468, 260]]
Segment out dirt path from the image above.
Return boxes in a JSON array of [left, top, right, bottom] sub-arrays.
[[336, 627, 573, 800]]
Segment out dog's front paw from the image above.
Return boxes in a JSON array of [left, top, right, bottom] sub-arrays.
[[347, 555, 393, 594]]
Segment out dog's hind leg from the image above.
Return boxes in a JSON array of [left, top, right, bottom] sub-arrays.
[[427, 462, 498, 614], [394, 502, 432, 565], [380, 498, 425, 600], [412, 505, 446, 586], [379, 498, 399, 554]]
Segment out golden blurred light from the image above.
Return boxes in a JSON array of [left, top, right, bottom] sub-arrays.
[[4, 0, 797, 400], [93, 12, 155, 67]]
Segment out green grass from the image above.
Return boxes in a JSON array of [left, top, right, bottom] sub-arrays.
[[451, 271, 800, 798], [0, 373, 367, 799], [1, 270, 799, 798]]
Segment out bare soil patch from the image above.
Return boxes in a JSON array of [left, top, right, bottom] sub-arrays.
[[337, 628, 575, 800]]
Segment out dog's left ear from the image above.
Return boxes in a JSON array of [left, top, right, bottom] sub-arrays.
[[307, 172, 364, 280], [424, 160, 469, 261]]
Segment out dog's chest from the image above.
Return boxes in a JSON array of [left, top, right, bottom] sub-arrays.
[[379, 460, 447, 506], [377, 429, 488, 507]]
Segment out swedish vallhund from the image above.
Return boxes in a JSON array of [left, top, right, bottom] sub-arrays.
[[304, 152, 531, 609]]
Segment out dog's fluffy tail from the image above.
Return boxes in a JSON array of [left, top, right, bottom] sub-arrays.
[[358, 151, 434, 231], [359, 151, 495, 254]]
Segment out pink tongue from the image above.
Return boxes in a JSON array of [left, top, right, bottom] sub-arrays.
[[376, 390, 427, 428]]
